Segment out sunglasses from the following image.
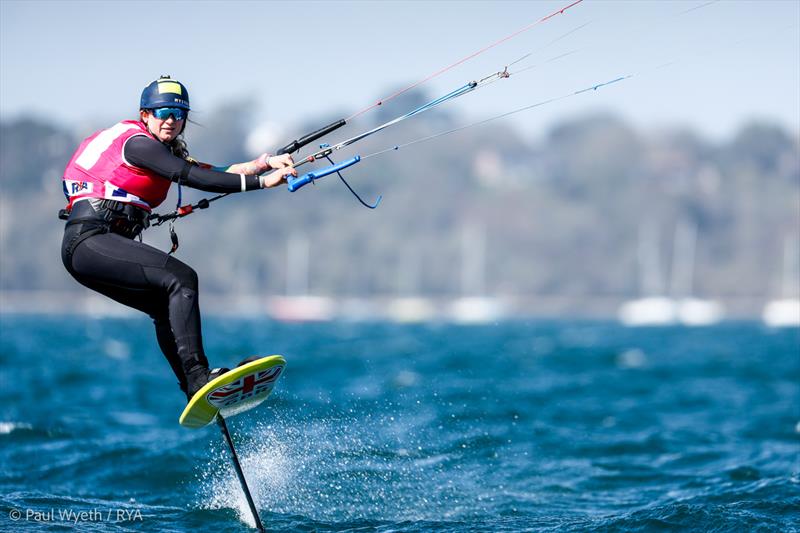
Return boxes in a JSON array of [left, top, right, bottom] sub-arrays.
[[150, 107, 187, 121]]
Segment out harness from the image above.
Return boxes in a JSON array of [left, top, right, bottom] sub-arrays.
[[59, 200, 151, 258]]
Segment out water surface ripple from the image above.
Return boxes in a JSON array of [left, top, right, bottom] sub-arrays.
[[1, 317, 798, 531]]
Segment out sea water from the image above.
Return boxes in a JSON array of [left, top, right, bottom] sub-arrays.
[[1, 316, 798, 531]]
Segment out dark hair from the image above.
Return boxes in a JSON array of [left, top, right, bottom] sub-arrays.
[[167, 135, 190, 160]]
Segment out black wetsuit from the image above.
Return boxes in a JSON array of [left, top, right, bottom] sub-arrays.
[[61, 135, 261, 396]]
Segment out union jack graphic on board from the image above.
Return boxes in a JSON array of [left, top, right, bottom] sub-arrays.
[[207, 366, 284, 408]]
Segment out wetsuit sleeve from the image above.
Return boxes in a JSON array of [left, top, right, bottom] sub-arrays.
[[124, 135, 261, 193]]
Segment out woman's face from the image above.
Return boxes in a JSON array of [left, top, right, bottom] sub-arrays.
[[141, 109, 185, 143]]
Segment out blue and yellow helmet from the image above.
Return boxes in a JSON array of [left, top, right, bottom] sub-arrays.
[[140, 75, 190, 110]]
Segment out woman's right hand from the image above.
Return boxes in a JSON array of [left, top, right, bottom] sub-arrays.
[[259, 166, 297, 188]]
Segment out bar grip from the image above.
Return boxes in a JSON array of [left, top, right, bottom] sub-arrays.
[[276, 119, 346, 155], [287, 156, 361, 192]]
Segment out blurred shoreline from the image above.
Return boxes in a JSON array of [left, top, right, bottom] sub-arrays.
[[3, 107, 798, 325], [0, 290, 780, 322]]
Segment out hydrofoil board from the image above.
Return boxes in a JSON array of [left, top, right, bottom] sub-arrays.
[[179, 355, 285, 428]]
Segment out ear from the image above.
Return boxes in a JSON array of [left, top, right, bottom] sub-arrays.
[[139, 109, 150, 123]]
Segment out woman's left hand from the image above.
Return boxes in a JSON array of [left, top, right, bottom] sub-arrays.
[[264, 153, 293, 171], [254, 152, 294, 173]]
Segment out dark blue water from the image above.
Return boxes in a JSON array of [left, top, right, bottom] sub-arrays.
[[1, 316, 798, 531]]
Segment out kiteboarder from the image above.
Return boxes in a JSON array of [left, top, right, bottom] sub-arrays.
[[59, 75, 296, 401]]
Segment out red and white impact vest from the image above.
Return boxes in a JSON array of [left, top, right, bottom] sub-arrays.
[[62, 120, 172, 211]]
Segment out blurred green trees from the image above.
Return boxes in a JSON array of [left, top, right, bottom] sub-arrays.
[[1, 95, 797, 315]]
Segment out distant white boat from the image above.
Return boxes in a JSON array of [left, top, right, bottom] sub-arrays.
[[267, 233, 334, 322], [266, 295, 334, 322], [762, 299, 800, 327], [618, 296, 676, 326], [445, 223, 506, 324], [386, 246, 438, 323], [619, 222, 677, 326], [385, 297, 438, 323], [338, 298, 381, 322], [762, 236, 800, 328], [619, 219, 724, 326], [671, 220, 724, 326], [446, 296, 505, 324], [676, 298, 725, 326]]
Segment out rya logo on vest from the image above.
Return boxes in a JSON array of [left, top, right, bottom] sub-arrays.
[[63, 180, 93, 196]]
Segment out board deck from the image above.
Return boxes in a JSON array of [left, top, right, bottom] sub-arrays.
[[179, 355, 286, 428]]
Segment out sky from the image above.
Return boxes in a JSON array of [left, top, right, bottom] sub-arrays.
[[1, 0, 799, 149]]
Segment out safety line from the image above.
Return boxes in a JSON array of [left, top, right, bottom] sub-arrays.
[[502, 0, 725, 83], [296, 68, 513, 167], [338, 82, 478, 148], [678, 0, 720, 16], [507, 21, 591, 68], [360, 75, 631, 161], [345, 0, 585, 122], [357, 1, 797, 162]]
